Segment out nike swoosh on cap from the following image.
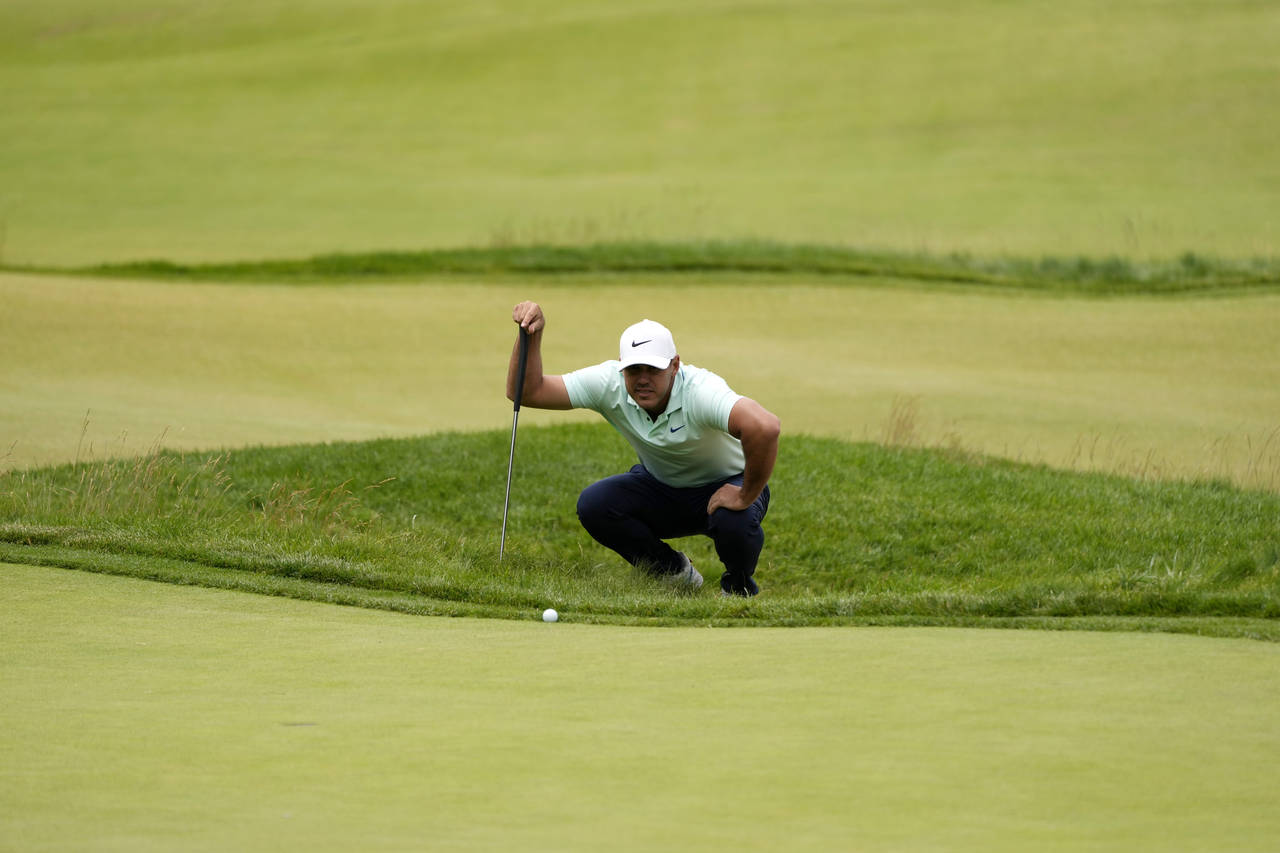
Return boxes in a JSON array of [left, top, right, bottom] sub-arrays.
[[631, 339, 652, 347]]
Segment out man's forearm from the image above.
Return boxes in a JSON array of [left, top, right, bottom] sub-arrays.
[[726, 399, 781, 505], [739, 429, 778, 504]]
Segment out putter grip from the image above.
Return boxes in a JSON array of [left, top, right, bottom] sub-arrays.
[[513, 328, 530, 411]]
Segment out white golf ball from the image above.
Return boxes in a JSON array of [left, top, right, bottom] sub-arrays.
[[542, 608, 559, 623]]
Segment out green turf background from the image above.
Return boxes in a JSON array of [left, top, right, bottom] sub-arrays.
[[5, 562, 1278, 852], [4, 2, 1279, 848], [2, 0, 1277, 265]]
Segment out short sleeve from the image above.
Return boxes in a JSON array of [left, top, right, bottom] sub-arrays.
[[683, 368, 742, 431], [562, 361, 621, 411]]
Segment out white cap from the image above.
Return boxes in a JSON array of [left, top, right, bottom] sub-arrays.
[[618, 319, 677, 370]]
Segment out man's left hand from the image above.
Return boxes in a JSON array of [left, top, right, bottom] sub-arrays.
[[707, 483, 753, 515]]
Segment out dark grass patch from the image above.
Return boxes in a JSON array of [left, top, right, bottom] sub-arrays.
[[12, 241, 1280, 295], [2, 425, 1277, 634]]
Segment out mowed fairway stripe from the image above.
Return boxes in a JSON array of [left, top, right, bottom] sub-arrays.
[[3, 273, 1279, 488], [2, 0, 1276, 263], [3, 563, 1278, 852]]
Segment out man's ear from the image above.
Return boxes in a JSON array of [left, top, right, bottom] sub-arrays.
[[670, 355, 681, 372]]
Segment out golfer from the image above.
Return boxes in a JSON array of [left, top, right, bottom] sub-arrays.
[[507, 301, 780, 596]]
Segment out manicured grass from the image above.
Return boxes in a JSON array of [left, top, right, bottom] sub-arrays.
[[3, 426, 1277, 636], [2, 0, 1277, 265], [5, 1, 1277, 846], [4, 272, 1278, 490], [4, 562, 1279, 852]]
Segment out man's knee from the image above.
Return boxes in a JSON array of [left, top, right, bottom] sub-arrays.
[[709, 506, 761, 540], [576, 480, 615, 531], [576, 488, 599, 526]]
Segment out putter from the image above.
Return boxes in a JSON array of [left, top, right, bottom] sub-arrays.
[[500, 327, 530, 561]]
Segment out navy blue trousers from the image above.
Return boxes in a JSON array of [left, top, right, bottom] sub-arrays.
[[576, 464, 770, 596]]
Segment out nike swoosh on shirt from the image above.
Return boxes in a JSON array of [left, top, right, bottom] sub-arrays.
[[669, 425, 685, 433], [631, 340, 652, 347]]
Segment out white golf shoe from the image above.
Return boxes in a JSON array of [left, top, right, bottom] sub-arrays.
[[664, 552, 703, 590]]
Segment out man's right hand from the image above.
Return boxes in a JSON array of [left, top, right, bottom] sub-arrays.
[[513, 301, 546, 334], [506, 301, 572, 410]]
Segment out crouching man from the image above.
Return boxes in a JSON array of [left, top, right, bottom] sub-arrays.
[[506, 301, 780, 596]]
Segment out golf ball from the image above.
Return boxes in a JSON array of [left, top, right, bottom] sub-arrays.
[[542, 608, 559, 623]]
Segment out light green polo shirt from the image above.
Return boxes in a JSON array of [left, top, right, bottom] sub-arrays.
[[563, 362, 745, 488]]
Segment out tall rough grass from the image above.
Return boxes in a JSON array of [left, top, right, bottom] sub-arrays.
[[2, 425, 1277, 636], [42, 241, 1280, 295]]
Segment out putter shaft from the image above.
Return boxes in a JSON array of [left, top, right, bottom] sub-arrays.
[[499, 408, 520, 560], [500, 328, 531, 560]]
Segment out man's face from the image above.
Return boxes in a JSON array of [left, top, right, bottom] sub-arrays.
[[622, 358, 679, 415]]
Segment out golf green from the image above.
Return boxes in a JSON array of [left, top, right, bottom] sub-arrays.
[[4, 562, 1277, 851]]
